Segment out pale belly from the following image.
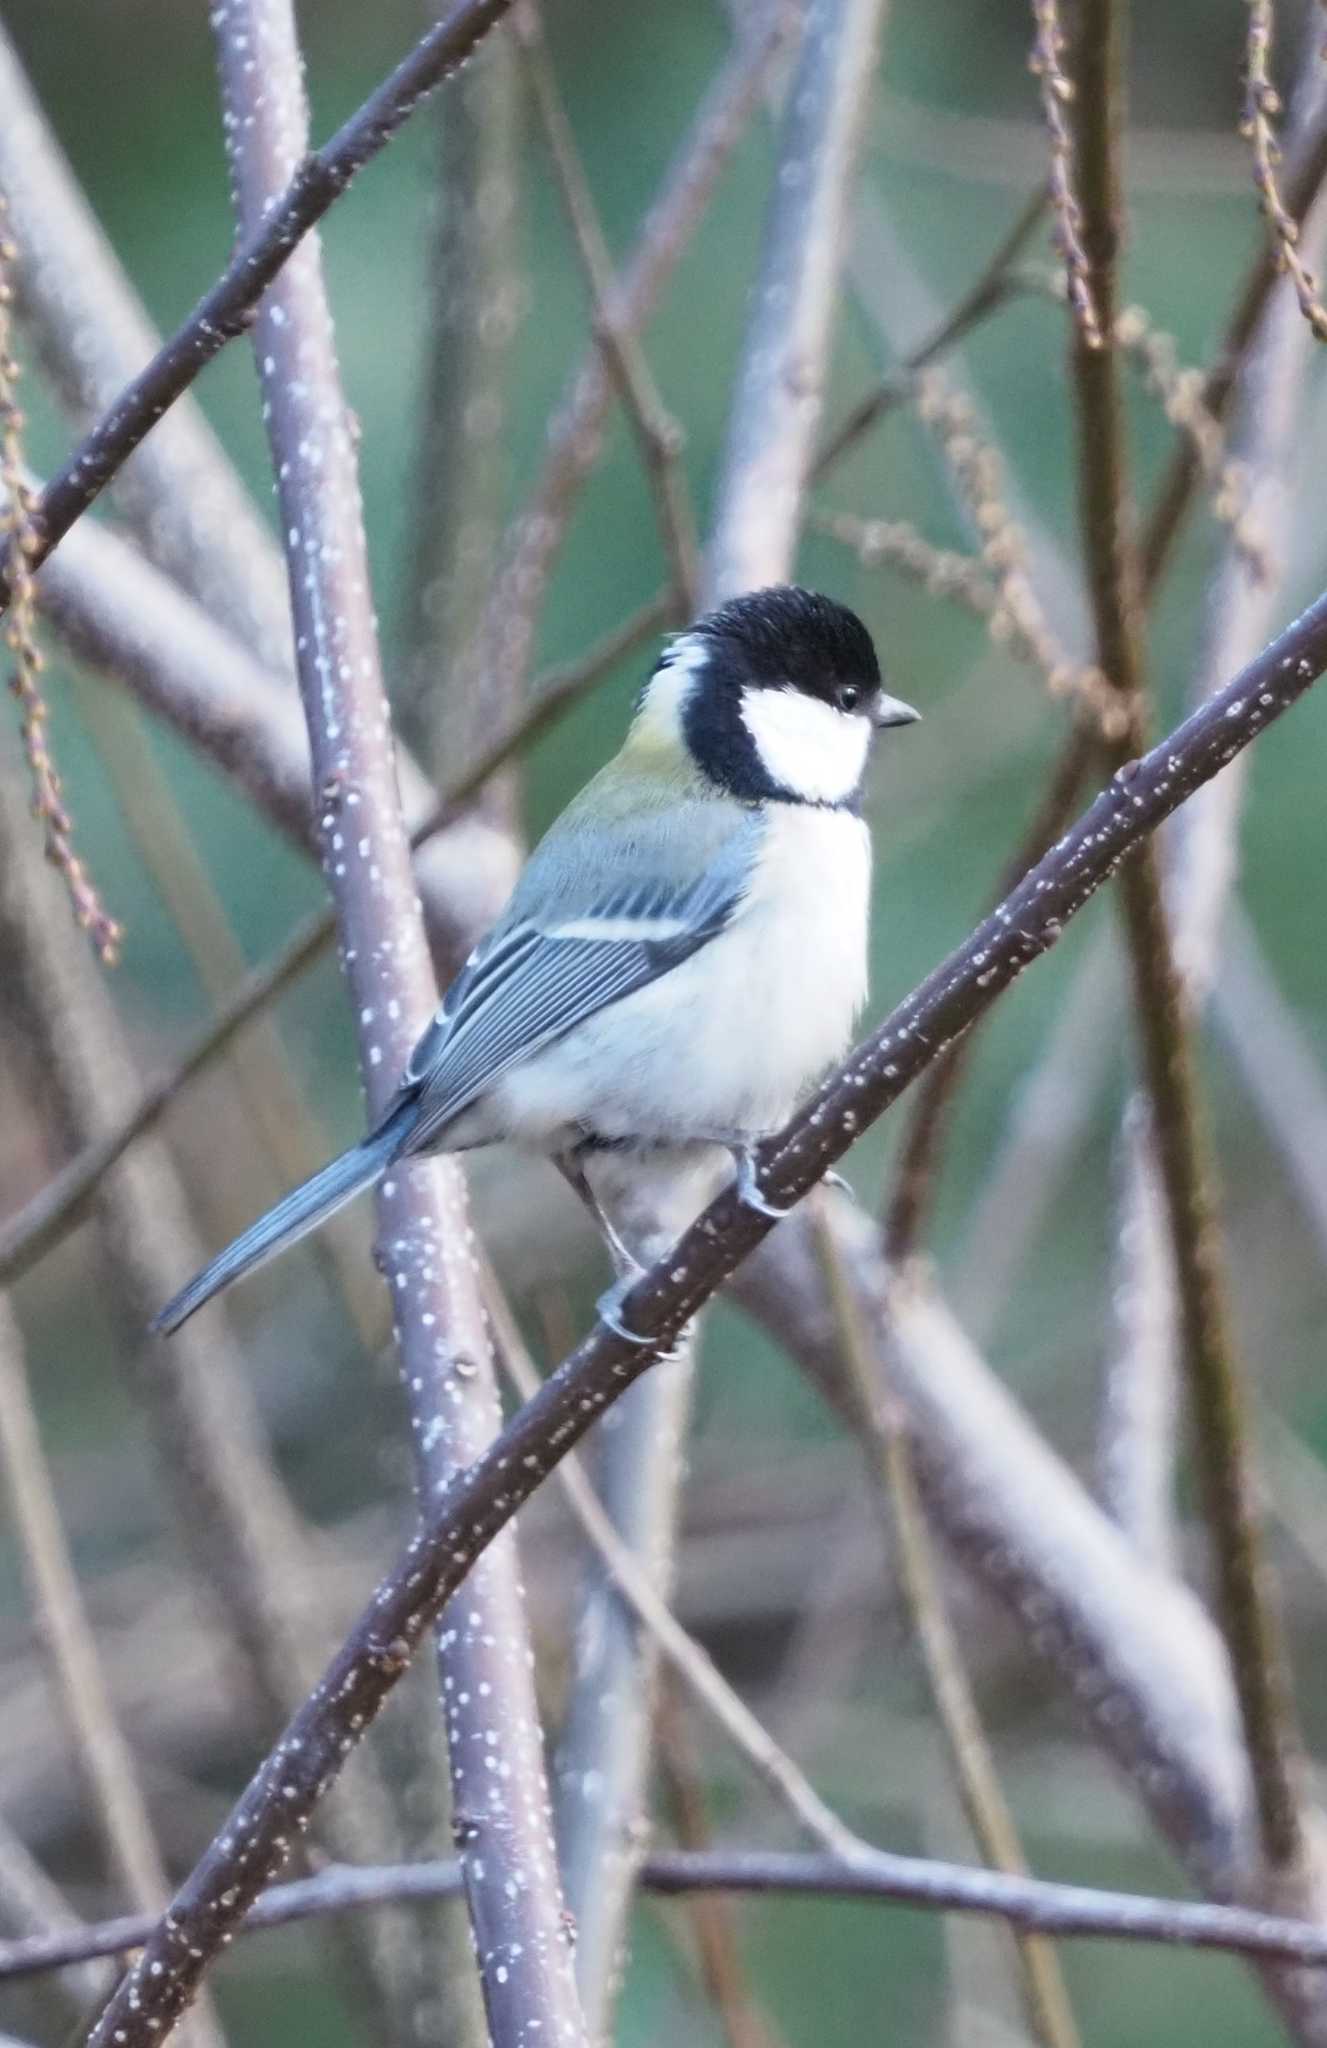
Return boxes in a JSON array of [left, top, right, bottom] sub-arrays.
[[482, 805, 872, 1150]]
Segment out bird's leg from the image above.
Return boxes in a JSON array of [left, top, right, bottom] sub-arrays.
[[553, 1149, 658, 1346], [553, 1149, 643, 1276], [726, 1141, 792, 1221]]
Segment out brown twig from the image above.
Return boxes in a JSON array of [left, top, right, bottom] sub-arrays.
[[1097, 42, 1327, 1586], [0, 206, 121, 965], [1028, 0, 1102, 348], [655, 1686, 791, 2048], [482, 1268, 861, 1855], [814, 1210, 1082, 2048], [811, 184, 1050, 480], [209, 7, 584, 2044], [1143, 55, 1327, 592], [472, 1, 797, 708], [1071, 0, 1308, 1889], [85, 565, 1327, 2046], [1242, 0, 1327, 343], [518, 0, 701, 618]]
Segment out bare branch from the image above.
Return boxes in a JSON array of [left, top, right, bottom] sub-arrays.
[[1071, 0, 1309, 1885], [84, 572, 1327, 2046], [23, 1841, 1327, 1982], [814, 1213, 1082, 2048], [205, 9, 584, 2046]]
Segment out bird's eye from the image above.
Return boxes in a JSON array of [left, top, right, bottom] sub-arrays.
[[835, 683, 863, 713]]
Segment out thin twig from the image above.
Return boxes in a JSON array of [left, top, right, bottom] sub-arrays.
[[518, 0, 701, 617], [811, 184, 1050, 480], [814, 1210, 1082, 2048], [0, 0, 526, 615], [1071, 0, 1308, 1887], [1028, 0, 1102, 348], [1143, 60, 1327, 591], [1242, 0, 1327, 342], [473, 1, 798, 706], [1098, 32, 1327, 1584], [0, 1812, 113, 2024], [866, 43, 1327, 1276], [482, 1269, 861, 1856], [85, 575, 1327, 2046], [20, 1846, 1327, 1979], [655, 1686, 789, 2048], [209, 8, 584, 2045], [0, 206, 121, 964]]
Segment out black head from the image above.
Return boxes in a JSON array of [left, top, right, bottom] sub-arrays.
[[658, 585, 918, 807]]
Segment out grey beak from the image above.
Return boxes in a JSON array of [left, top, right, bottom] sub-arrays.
[[870, 692, 921, 730]]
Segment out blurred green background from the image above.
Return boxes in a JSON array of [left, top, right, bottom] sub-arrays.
[[3, 1, 1327, 2042]]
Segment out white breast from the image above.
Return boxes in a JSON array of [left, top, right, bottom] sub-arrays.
[[489, 804, 872, 1149]]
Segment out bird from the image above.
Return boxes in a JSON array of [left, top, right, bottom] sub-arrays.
[[152, 585, 919, 1340]]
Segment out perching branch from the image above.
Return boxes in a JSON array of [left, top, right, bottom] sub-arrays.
[[86, 560, 1327, 2047], [208, 8, 584, 2046]]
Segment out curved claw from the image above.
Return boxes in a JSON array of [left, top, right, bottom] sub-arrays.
[[596, 1276, 653, 1347], [822, 1169, 857, 1202], [732, 1147, 791, 1221]]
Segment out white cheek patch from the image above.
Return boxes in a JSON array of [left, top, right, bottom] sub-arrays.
[[740, 686, 871, 804]]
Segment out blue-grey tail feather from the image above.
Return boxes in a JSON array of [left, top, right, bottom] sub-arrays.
[[151, 1106, 411, 1336]]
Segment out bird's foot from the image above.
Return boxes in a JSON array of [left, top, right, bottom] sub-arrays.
[[596, 1272, 652, 1347], [730, 1146, 791, 1221]]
